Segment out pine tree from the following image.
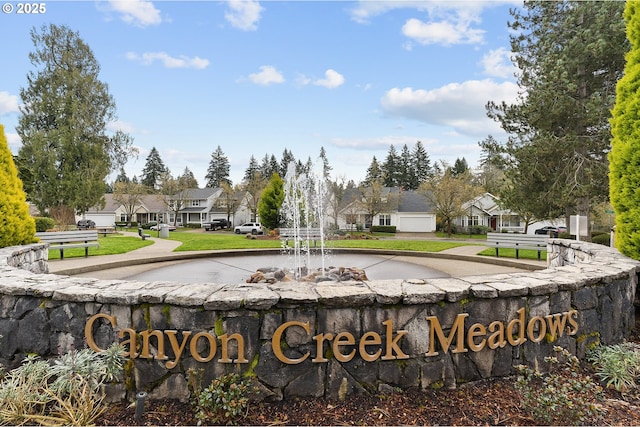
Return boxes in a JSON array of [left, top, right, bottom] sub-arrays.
[[364, 156, 383, 185], [243, 156, 260, 182], [180, 166, 199, 188], [0, 125, 36, 247], [205, 146, 231, 188], [319, 146, 332, 179], [398, 144, 418, 190], [413, 141, 432, 186], [610, 1, 640, 259], [140, 147, 168, 190], [258, 173, 285, 229], [382, 145, 401, 187], [487, 2, 627, 227], [450, 158, 469, 177], [115, 167, 130, 184], [16, 24, 133, 221], [280, 149, 295, 178]]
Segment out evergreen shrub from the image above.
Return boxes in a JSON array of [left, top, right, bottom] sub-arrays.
[[371, 225, 396, 233], [0, 125, 36, 248], [34, 217, 55, 232]]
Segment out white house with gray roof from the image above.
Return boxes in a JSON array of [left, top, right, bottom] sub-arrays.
[[337, 188, 436, 232]]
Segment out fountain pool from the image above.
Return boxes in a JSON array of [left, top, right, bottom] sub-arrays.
[[124, 253, 449, 284]]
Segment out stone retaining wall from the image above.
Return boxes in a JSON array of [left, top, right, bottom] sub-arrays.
[[0, 240, 638, 402]]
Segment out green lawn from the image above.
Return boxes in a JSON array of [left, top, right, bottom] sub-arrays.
[[45, 234, 153, 260], [477, 247, 547, 261]]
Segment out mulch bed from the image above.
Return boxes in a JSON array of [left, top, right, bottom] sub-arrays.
[[98, 308, 640, 426]]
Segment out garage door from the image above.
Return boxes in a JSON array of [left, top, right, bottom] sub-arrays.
[[397, 216, 435, 232]]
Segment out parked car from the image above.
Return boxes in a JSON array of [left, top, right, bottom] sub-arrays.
[[77, 219, 96, 229], [534, 226, 567, 237], [150, 223, 177, 231], [203, 219, 229, 231], [234, 222, 263, 234]]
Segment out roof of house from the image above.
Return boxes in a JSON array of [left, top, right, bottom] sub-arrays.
[[397, 190, 434, 213], [171, 188, 219, 200], [87, 194, 167, 213]]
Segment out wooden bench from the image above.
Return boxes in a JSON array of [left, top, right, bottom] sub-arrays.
[[138, 228, 151, 240], [280, 227, 323, 248], [35, 230, 99, 260], [486, 232, 549, 261]]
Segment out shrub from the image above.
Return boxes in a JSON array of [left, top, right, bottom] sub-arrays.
[[185, 223, 201, 228], [34, 217, 56, 232], [0, 343, 125, 426], [187, 370, 255, 425], [0, 125, 37, 248], [515, 346, 604, 425], [371, 225, 396, 233], [591, 233, 611, 246], [587, 342, 640, 392]]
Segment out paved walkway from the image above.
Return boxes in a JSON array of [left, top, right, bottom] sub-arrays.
[[46, 232, 548, 279]]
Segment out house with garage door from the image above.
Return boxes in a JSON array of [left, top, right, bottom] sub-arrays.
[[337, 187, 436, 232]]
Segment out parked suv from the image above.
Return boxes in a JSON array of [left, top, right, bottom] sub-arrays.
[[534, 226, 567, 237], [77, 219, 96, 229], [204, 219, 228, 231], [234, 222, 263, 234]]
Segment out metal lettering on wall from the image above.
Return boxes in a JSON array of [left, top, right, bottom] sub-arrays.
[[85, 309, 579, 368]]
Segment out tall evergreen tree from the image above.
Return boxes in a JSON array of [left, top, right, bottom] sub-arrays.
[[319, 146, 332, 179], [140, 147, 167, 190], [180, 166, 199, 188], [205, 146, 231, 187], [398, 144, 418, 190], [382, 145, 401, 187], [16, 24, 133, 222], [280, 149, 295, 178], [487, 1, 627, 229], [363, 156, 383, 185], [114, 167, 130, 184], [610, 1, 640, 259], [450, 158, 469, 177], [413, 141, 432, 186], [0, 125, 36, 247], [243, 155, 260, 182]]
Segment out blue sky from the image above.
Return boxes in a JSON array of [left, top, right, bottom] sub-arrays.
[[1, 0, 522, 186]]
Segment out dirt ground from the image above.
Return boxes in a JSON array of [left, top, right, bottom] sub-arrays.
[[97, 308, 640, 426]]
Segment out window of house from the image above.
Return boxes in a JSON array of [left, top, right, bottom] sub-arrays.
[[379, 214, 391, 226], [120, 214, 127, 222], [191, 200, 200, 207]]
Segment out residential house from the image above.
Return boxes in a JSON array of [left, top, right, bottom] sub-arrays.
[[337, 188, 437, 232], [168, 188, 253, 227], [83, 194, 168, 227], [455, 192, 525, 233]]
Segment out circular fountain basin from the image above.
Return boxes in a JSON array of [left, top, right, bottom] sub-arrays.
[[124, 253, 450, 284]]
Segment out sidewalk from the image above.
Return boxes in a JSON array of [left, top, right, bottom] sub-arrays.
[[47, 232, 547, 278]]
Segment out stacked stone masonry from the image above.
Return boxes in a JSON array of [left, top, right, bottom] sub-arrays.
[[0, 240, 637, 402]]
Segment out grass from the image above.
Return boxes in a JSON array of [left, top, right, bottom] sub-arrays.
[[477, 247, 547, 261], [45, 234, 153, 260]]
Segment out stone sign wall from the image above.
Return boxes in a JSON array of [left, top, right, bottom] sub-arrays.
[[0, 240, 637, 402]]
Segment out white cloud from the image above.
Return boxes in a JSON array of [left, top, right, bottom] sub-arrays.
[[106, 0, 162, 27], [313, 69, 345, 89], [248, 65, 285, 85], [0, 91, 20, 115], [225, 0, 264, 31], [126, 52, 209, 69], [402, 17, 484, 46], [380, 79, 519, 137], [5, 132, 21, 150], [480, 47, 516, 79]]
